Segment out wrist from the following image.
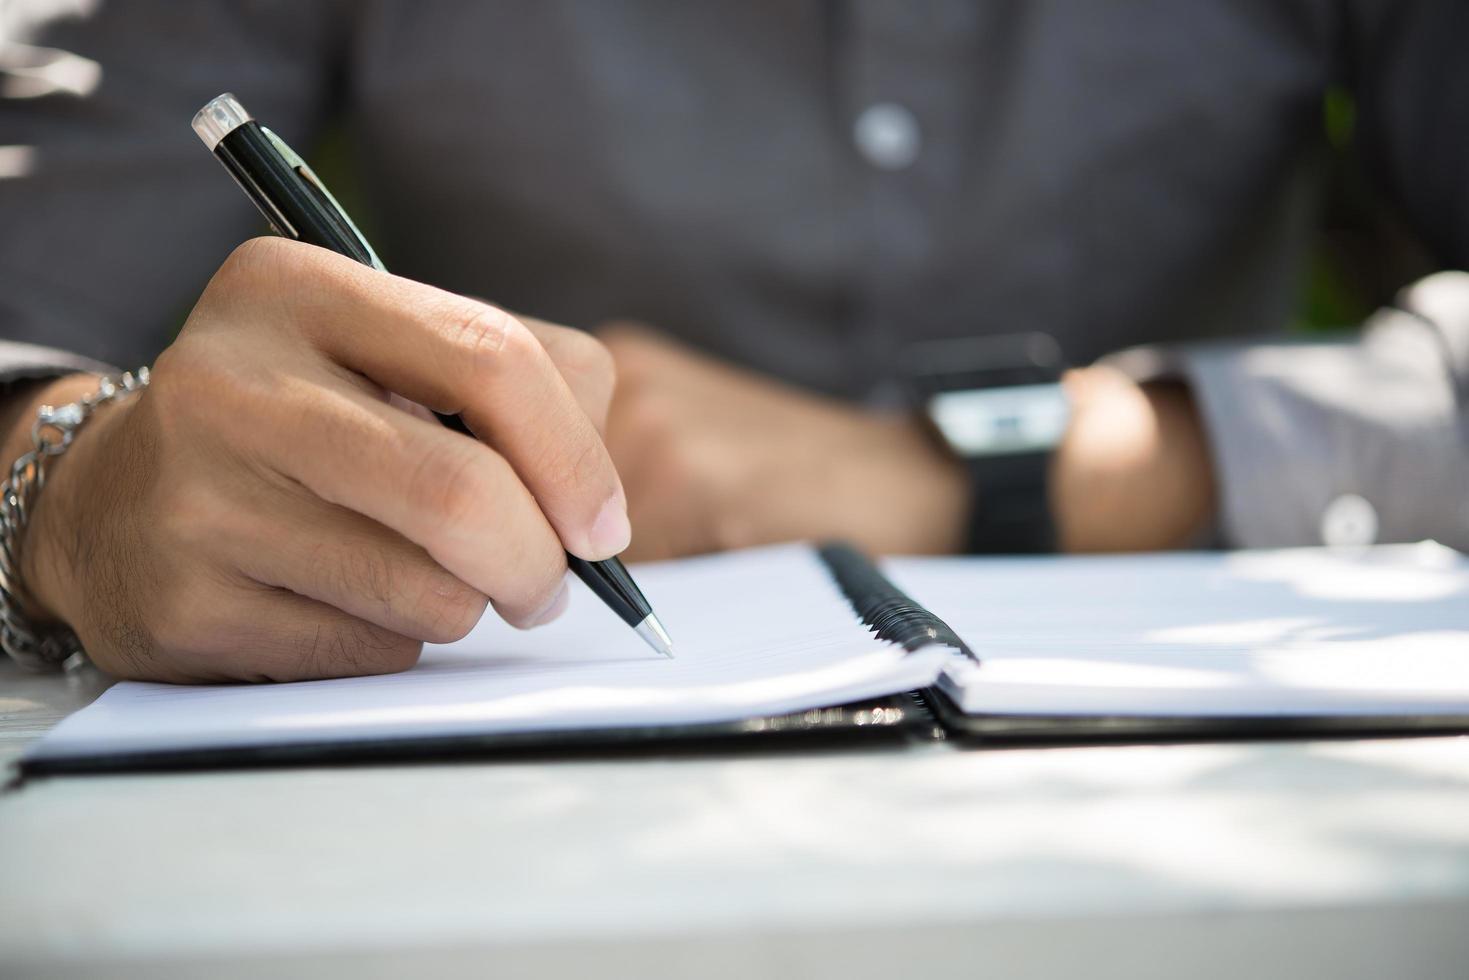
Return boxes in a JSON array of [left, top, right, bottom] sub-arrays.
[[0, 375, 103, 473], [0, 373, 107, 628], [878, 414, 969, 555], [1051, 367, 1216, 552]]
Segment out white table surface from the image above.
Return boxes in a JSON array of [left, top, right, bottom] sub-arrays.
[[3, 657, 1468, 979]]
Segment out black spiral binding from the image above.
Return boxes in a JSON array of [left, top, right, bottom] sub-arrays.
[[816, 542, 978, 663]]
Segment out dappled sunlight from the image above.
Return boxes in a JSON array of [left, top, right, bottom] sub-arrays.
[[1313, 736, 1469, 781], [1250, 632, 1469, 693], [1149, 617, 1337, 646], [0, 696, 43, 713], [1227, 541, 1466, 603], [611, 739, 1469, 914]]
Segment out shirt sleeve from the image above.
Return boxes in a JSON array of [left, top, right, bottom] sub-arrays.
[[1106, 272, 1469, 551], [0, 1, 346, 380]]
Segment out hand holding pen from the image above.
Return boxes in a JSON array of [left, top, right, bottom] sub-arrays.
[[193, 93, 672, 658], [0, 98, 668, 684]]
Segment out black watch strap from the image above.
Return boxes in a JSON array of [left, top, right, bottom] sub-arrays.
[[902, 333, 1067, 555], [963, 450, 1056, 554]]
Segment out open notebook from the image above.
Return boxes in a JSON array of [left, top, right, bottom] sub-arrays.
[[24, 541, 1469, 773]]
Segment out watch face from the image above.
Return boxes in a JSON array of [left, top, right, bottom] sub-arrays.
[[928, 383, 1070, 457]]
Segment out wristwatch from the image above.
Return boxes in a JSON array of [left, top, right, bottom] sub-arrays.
[[904, 333, 1070, 554]]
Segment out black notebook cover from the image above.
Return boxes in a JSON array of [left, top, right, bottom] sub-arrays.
[[23, 693, 934, 776]]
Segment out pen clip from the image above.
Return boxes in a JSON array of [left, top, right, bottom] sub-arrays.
[[260, 126, 387, 273]]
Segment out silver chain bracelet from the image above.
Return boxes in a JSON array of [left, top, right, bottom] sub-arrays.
[[0, 368, 150, 671]]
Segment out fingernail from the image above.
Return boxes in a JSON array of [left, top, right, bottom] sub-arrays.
[[527, 579, 570, 627], [587, 495, 632, 558]]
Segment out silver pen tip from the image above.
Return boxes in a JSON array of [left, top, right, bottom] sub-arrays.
[[634, 614, 675, 658]]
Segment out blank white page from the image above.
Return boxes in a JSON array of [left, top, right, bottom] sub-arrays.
[[30, 545, 948, 763], [885, 543, 1469, 717]]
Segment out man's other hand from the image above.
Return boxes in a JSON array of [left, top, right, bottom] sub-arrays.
[[600, 325, 970, 560], [601, 326, 1216, 560], [8, 238, 629, 682]]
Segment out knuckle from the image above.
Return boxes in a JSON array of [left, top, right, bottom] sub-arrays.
[[439, 302, 518, 383], [215, 236, 290, 288], [495, 314, 540, 362], [406, 443, 489, 533]]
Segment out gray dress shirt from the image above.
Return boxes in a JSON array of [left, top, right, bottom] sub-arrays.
[[1, 0, 1466, 549]]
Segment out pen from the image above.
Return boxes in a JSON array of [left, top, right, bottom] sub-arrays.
[[190, 93, 674, 658]]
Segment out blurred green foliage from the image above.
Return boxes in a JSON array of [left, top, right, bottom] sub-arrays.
[[1297, 86, 1435, 334], [1295, 87, 1366, 333], [1324, 86, 1356, 150]]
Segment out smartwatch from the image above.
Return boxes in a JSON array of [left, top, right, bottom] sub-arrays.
[[904, 333, 1070, 554]]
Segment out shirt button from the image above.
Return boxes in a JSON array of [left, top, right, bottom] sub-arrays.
[[854, 102, 921, 171], [1320, 494, 1378, 547]]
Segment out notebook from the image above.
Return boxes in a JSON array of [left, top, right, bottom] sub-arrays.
[[23, 540, 1469, 774]]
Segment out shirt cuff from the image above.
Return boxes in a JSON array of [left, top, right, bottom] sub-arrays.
[[0, 340, 115, 387], [1100, 271, 1469, 550]]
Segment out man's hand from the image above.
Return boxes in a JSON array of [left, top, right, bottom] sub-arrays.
[[601, 326, 1216, 560], [601, 325, 970, 560], [6, 238, 629, 682]]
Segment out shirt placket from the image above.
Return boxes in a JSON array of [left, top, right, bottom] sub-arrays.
[[839, 0, 982, 403]]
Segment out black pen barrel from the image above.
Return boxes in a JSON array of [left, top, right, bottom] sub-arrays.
[[567, 555, 653, 628], [212, 123, 374, 265]]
